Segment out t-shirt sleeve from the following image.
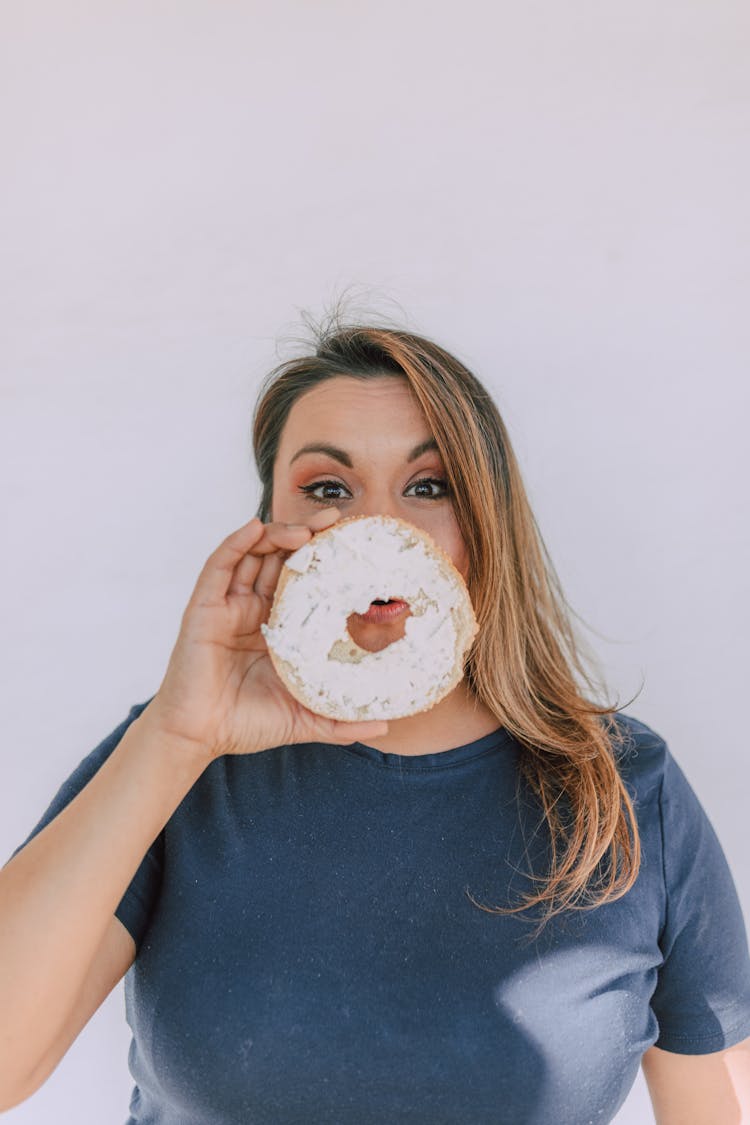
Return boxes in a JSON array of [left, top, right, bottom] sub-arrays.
[[650, 745, 750, 1053], [3, 698, 162, 953]]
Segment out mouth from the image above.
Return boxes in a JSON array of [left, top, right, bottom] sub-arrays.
[[355, 598, 410, 624]]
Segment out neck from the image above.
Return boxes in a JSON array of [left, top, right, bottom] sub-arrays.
[[359, 680, 500, 756]]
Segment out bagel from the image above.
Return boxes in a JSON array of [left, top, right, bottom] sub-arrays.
[[260, 514, 479, 722]]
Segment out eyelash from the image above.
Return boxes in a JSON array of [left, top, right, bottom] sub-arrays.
[[298, 477, 449, 505]]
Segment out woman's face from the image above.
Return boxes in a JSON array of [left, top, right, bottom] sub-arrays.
[[271, 375, 469, 581], [271, 376, 469, 652]]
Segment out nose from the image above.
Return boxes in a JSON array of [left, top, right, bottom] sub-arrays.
[[348, 491, 402, 522]]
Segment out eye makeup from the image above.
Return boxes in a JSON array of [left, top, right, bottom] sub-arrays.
[[297, 477, 449, 505]]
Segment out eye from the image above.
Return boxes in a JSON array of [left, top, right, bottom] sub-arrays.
[[298, 479, 352, 505], [405, 477, 449, 499]]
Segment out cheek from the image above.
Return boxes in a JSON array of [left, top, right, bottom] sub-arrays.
[[433, 514, 470, 581], [268, 467, 298, 523], [271, 495, 299, 523], [453, 536, 470, 581]]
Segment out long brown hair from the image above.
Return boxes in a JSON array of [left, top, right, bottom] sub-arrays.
[[251, 306, 641, 935]]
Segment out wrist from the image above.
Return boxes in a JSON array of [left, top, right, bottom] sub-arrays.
[[135, 701, 217, 773]]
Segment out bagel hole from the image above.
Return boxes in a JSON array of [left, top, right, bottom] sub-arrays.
[[346, 606, 411, 653]]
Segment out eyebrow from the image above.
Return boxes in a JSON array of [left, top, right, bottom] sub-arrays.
[[289, 438, 439, 468]]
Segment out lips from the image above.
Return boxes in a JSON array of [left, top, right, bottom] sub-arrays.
[[356, 598, 410, 623]]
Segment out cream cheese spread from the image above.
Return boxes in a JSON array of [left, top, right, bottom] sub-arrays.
[[261, 516, 474, 720]]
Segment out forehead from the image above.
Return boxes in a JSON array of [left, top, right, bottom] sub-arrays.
[[279, 376, 431, 445]]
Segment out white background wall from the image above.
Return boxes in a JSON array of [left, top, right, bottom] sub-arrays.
[[1, 1, 748, 1121]]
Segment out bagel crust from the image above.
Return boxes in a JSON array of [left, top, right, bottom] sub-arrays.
[[260, 515, 479, 721]]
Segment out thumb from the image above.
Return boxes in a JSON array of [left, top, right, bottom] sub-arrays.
[[316, 717, 390, 746]]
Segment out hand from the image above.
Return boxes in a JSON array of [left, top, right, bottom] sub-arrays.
[[144, 508, 389, 761]]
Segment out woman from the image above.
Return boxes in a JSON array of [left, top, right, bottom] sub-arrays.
[[2, 319, 749, 1123]]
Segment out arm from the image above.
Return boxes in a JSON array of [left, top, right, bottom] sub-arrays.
[[0, 710, 210, 1111], [0, 510, 387, 1112], [642, 1038, 750, 1124], [7, 915, 135, 1110]]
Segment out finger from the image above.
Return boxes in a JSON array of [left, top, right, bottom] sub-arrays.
[[227, 546, 285, 601], [320, 719, 390, 745], [307, 507, 342, 531], [200, 518, 319, 607], [190, 518, 266, 607], [253, 550, 287, 602], [246, 522, 315, 556], [233, 508, 343, 598], [227, 522, 313, 595]]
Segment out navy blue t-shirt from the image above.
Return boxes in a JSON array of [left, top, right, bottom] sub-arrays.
[[8, 703, 750, 1124]]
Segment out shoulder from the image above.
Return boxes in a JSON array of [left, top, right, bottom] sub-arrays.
[[605, 710, 671, 803], [606, 711, 726, 860]]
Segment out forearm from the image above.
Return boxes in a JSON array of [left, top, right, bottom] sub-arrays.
[[642, 1040, 750, 1124], [0, 710, 210, 1100]]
